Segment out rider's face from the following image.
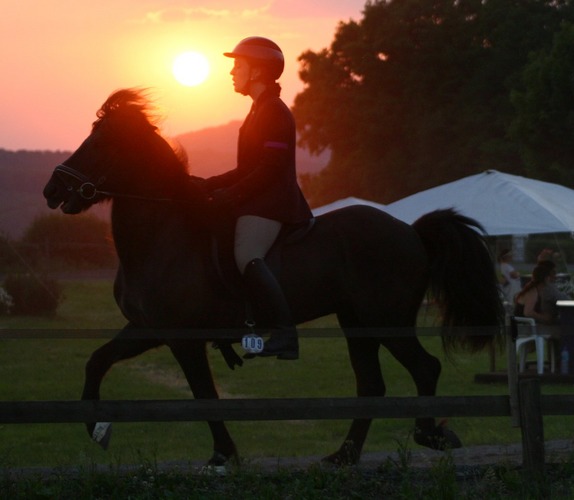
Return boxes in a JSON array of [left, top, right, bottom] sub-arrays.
[[230, 57, 251, 95]]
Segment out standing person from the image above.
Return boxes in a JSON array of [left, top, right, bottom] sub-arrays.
[[203, 36, 313, 360], [498, 249, 521, 304]]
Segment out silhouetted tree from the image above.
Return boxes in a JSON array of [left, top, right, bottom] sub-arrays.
[[510, 22, 574, 187], [293, 0, 574, 207]]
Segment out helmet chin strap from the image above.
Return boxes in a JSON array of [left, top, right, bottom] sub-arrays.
[[240, 67, 264, 97]]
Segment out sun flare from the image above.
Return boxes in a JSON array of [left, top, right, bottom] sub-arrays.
[[172, 51, 210, 87]]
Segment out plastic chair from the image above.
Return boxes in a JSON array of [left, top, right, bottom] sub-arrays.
[[512, 316, 557, 375]]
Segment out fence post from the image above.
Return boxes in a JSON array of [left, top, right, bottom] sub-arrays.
[[507, 316, 520, 426], [518, 378, 545, 475]]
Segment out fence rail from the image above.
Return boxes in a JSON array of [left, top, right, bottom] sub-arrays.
[[0, 395, 513, 424], [2, 394, 572, 425], [0, 382, 572, 474]]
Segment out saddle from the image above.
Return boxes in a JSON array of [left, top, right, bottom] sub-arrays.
[[211, 217, 316, 297]]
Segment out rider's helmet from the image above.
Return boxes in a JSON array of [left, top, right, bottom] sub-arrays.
[[224, 36, 284, 81]]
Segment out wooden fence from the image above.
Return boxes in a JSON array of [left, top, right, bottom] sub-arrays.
[[0, 381, 572, 475], [0, 329, 572, 476]]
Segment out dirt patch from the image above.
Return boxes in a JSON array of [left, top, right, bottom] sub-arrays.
[[4, 439, 572, 479], [234, 439, 574, 472]]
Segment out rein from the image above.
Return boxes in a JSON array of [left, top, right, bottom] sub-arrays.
[[54, 163, 182, 204]]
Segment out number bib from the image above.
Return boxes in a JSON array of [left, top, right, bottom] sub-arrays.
[[241, 334, 264, 354]]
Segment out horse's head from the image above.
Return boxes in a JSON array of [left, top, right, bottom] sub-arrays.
[[43, 88, 194, 214]]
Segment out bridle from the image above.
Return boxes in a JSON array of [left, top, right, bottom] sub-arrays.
[[53, 163, 179, 203], [54, 163, 110, 201]]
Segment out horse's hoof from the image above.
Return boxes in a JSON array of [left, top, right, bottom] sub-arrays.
[[321, 441, 360, 466], [414, 421, 462, 451], [92, 422, 112, 450], [320, 454, 343, 468], [199, 464, 228, 476], [199, 451, 233, 476], [442, 427, 462, 449]]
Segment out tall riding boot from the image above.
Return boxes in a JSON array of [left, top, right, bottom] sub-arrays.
[[242, 258, 299, 360]]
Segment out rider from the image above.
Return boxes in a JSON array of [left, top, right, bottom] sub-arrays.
[[203, 36, 312, 360]]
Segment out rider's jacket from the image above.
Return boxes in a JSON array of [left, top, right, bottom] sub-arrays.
[[205, 89, 312, 224]]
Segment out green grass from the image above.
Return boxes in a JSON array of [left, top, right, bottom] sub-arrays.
[[2, 459, 573, 499], [0, 279, 573, 468]]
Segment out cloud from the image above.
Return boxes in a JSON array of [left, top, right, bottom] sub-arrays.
[[268, 0, 363, 20], [134, 2, 272, 24]]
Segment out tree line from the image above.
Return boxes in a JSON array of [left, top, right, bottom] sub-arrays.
[[292, 0, 574, 206], [0, 213, 115, 273], [0, 213, 114, 315]]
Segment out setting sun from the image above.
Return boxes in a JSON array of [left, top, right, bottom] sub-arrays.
[[172, 51, 210, 87]]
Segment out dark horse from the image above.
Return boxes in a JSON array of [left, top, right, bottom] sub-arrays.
[[43, 89, 503, 468]]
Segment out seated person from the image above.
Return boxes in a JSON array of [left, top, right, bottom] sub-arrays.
[[537, 248, 560, 263], [514, 260, 569, 328]]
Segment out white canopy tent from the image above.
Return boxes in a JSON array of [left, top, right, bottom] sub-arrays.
[[312, 197, 386, 216], [385, 170, 574, 236]]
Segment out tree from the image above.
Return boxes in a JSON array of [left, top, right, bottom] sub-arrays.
[[293, 0, 574, 207], [510, 22, 574, 187]]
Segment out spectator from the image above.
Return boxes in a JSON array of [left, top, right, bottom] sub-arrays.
[[537, 248, 559, 263], [514, 260, 568, 325], [498, 249, 521, 303]]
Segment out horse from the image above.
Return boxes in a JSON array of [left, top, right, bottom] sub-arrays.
[[43, 88, 504, 469]]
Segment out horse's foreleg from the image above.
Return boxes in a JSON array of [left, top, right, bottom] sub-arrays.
[[323, 336, 384, 466], [82, 323, 163, 445], [169, 340, 239, 467], [383, 336, 461, 450]]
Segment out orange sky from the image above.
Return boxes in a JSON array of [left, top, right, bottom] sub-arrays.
[[2, 1, 365, 151]]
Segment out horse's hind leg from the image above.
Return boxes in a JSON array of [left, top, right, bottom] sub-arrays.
[[323, 336, 384, 466], [82, 323, 163, 445], [382, 335, 461, 450], [169, 339, 239, 468]]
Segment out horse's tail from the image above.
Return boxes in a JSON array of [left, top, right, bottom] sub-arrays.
[[413, 208, 504, 354]]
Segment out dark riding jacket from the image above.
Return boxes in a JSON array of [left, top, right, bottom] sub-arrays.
[[205, 89, 312, 224]]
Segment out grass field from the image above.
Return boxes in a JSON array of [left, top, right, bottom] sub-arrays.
[[0, 278, 573, 468]]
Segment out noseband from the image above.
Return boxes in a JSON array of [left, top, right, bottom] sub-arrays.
[[54, 163, 108, 200], [53, 163, 181, 203]]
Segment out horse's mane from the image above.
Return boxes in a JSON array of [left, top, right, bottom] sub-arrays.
[[95, 88, 156, 123], [93, 88, 190, 172]]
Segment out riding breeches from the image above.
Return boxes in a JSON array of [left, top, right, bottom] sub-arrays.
[[234, 215, 282, 275]]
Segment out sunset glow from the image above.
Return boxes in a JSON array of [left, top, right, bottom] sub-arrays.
[[172, 52, 210, 87], [1, 1, 364, 151]]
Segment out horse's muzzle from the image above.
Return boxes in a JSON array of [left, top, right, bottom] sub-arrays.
[[43, 176, 83, 213], [43, 179, 64, 209]]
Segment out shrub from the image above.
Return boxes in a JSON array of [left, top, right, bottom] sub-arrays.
[[0, 235, 25, 274], [3, 274, 62, 316], [0, 286, 14, 315]]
